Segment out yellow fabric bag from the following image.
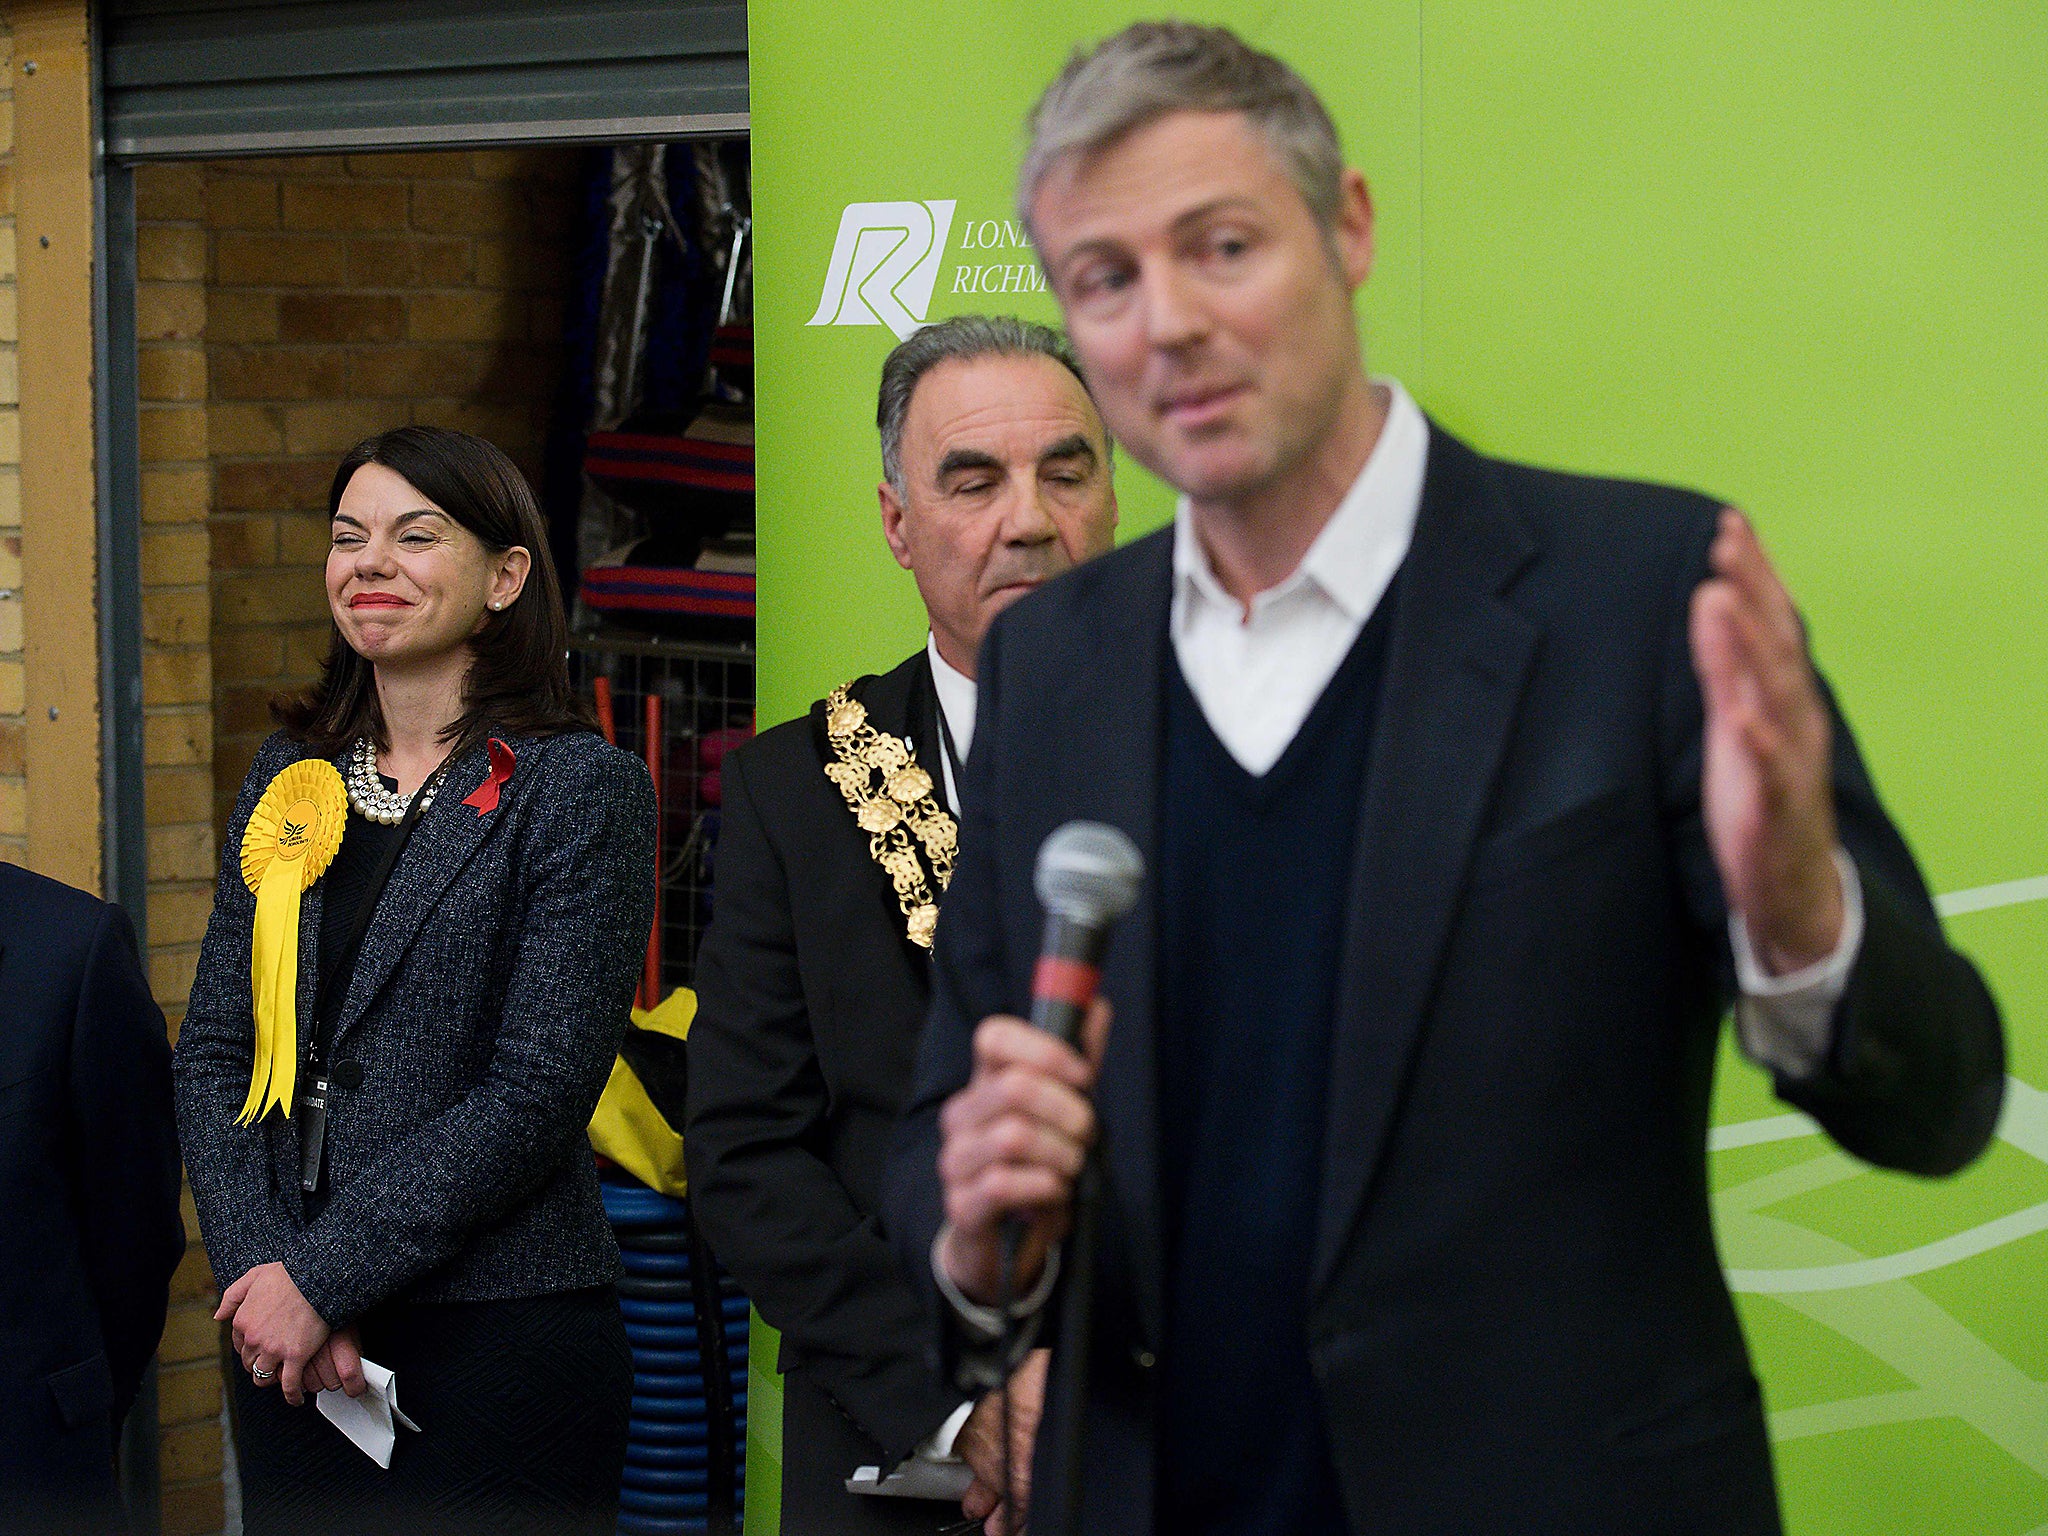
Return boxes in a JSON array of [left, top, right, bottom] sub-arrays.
[[588, 987, 695, 1197]]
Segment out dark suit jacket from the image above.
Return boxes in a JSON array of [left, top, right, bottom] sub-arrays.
[[176, 728, 654, 1325], [687, 651, 969, 1533], [0, 864, 183, 1527], [886, 425, 2005, 1535]]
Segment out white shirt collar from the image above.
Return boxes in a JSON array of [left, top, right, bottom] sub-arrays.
[[925, 632, 976, 763], [1171, 377, 1429, 626]]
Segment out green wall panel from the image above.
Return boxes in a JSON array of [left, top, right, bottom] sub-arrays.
[[748, 4, 2048, 1531]]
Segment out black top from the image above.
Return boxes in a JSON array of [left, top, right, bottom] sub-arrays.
[[1156, 581, 1399, 1536], [685, 648, 972, 1489], [316, 796, 405, 1058]]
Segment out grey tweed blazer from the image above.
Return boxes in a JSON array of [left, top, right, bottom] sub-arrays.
[[174, 727, 655, 1326]]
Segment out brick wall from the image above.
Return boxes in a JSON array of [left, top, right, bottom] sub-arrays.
[[120, 145, 578, 1535], [0, 23, 22, 863], [136, 160, 216, 1018], [132, 155, 228, 1536], [202, 148, 577, 828]]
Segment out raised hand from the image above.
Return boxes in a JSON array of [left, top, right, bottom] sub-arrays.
[[1688, 508, 1845, 973]]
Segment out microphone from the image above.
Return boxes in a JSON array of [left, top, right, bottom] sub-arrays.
[[1005, 823, 1140, 1536], [1030, 822, 1144, 1048]]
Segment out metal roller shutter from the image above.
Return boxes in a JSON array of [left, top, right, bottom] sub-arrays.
[[103, 0, 747, 160]]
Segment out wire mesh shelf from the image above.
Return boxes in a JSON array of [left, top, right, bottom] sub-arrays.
[[570, 633, 755, 996]]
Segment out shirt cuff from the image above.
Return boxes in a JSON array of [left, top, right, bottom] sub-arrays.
[[1729, 846, 1864, 1080], [930, 1225, 1062, 1344], [916, 1399, 977, 1462]]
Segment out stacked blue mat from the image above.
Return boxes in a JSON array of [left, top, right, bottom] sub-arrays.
[[601, 1178, 751, 1536]]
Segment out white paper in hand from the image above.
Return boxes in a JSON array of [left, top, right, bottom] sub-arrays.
[[315, 1356, 420, 1468], [845, 1458, 974, 1500]]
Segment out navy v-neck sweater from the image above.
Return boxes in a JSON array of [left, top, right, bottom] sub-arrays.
[[1155, 583, 1399, 1536]]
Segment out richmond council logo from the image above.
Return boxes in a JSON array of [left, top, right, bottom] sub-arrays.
[[807, 200, 959, 341]]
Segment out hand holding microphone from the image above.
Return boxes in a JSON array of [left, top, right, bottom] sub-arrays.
[[936, 824, 1142, 1309]]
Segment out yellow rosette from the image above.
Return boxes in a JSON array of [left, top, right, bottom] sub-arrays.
[[237, 759, 347, 1125]]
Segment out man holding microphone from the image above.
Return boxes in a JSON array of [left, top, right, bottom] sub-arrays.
[[887, 22, 2003, 1536]]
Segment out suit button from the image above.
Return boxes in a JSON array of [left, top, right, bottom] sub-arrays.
[[1131, 1348, 1156, 1371], [330, 1060, 365, 1090]]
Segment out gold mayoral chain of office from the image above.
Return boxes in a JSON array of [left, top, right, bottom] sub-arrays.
[[823, 683, 957, 949], [236, 758, 348, 1126]]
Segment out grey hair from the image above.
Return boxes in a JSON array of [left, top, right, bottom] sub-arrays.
[[1019, 21, 1344, 234], [876, 314, 1107, 491]]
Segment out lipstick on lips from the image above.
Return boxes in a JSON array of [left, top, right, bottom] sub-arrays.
[[348, 592, 411, 609]]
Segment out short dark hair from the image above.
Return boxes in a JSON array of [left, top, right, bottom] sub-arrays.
[[272, 426, 593, 756], [876, 313, 1107, 491]]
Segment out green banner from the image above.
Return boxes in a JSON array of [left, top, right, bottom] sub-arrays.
[[749, 5, 2048, 1533]]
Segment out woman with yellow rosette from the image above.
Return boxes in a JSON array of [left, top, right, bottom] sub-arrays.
[[174, 427, 655, 1535]]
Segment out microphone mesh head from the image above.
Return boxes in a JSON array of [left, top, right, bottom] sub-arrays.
[[1034, 821, 1144, 926]]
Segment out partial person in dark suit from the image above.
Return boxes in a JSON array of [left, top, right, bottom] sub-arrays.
[[175, 428, 654, 1536], [685, 316, 1117, 1535], [886, 24, 2006, 1536], [0, 863, 184, 1534]]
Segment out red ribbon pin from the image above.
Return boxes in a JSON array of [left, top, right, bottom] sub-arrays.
[[461, 738, 516, 816]]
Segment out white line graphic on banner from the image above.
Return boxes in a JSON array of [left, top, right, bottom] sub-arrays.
[[1709, 1112, 1818, 1151], [807, 200, 959, 341], [1728, 1200, 2048, 1292], [1719, 1075, 2048, 1292], [1936, 873, 2048, 918], [1712, 1075, 2048, 1475]]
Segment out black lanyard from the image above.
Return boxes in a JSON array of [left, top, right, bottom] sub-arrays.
[[298, 776, 434, 1193], [933, 697, 967, 818]]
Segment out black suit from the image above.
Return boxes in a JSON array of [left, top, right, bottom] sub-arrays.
[[0, 864, 184, 1532], [885, 424, 2004, 1535], [687, 651, 972, 1535]]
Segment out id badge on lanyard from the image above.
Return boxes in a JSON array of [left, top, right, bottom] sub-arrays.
[[298, 1071, 331, 1193]]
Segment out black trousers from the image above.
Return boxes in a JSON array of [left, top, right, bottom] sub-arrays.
[[233, 1286, 631, 1536]]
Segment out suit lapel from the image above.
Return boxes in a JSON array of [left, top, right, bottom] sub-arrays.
[[1312, 428, 1540, 1297], [1064, 536, 1174, 1342], [327, 735, 518, 1054]]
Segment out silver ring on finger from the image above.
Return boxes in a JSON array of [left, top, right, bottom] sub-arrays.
[[251, 1364, 276, 1383]]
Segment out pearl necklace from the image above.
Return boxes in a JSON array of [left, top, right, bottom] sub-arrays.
[[345, 736, 443, 826]]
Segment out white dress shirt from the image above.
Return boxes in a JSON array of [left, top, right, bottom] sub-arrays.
[[1168, 377, 1859, 1078], [925, 634, 977, 813]]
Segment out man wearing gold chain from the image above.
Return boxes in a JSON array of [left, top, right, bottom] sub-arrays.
[[684, 315, 1117, 1535]]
